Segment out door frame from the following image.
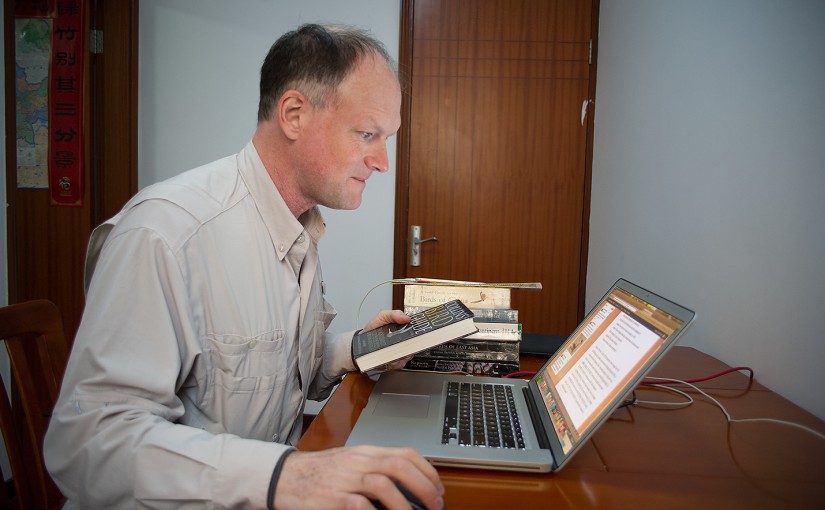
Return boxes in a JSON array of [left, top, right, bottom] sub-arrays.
[[3, 0, 138, 339]]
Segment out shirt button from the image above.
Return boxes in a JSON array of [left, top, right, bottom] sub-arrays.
[[278, 243, 286, 252], [249, 339, 257, 349], [297, 234, 305, 243]]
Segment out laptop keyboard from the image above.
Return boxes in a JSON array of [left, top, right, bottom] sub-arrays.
[[441, 381, 526, 449]]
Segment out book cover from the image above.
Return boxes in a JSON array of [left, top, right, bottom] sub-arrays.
[[352, 299, 477, 372], [403, 284, 511, 309]]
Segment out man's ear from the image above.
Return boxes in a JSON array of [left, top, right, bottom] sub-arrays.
[[278, 90, 310, 141]]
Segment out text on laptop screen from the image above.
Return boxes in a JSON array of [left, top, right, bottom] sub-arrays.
[[534, 287, 685, 454]]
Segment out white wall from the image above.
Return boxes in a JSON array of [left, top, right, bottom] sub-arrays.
[[138, 0, 402, 335], [589, 0, 825, 420], [140, 1, 825, 420], [2, 3, 819, 454]]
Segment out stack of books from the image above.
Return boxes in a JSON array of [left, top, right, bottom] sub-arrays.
[[402, 282, 534, 376]]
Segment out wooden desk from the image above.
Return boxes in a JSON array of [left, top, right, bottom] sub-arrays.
[[298, 347, 825, 509]]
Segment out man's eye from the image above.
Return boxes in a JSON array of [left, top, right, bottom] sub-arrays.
[[360, 132, 374, 141]]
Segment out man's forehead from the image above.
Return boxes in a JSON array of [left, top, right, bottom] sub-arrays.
[[333, 59, 402, 119]]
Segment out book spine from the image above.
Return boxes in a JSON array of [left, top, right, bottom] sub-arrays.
[[465, 322, 521, 341], [403, 284, 511, 309], [404, 357, 520, 376], [404, 306, 518, 323], [415, 339, 520, 361]]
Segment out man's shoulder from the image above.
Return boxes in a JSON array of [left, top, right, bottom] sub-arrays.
[[154, 154, 247, 214], [107, 154, 254, 243], [136, 154, 249, 216]]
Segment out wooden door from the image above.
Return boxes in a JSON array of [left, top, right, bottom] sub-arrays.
[[393, 0, 599, 336], [4, 0, 137, 341]]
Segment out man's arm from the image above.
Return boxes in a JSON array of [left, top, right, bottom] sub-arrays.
[[284, 311, 446, 510], [44, 222, 286, 508]]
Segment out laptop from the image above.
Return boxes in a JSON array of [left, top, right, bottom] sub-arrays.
[[345, 279, 695, 472]]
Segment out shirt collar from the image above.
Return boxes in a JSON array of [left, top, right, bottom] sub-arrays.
[[238, 141, 325, 261]]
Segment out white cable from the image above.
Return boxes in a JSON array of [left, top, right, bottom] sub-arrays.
[[355, 279, 409, 329], [642, 377, 825, 442], [634, 384, 695, 408]]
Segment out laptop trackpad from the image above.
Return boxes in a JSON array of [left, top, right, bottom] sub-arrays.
[[374, 393, 430, 419]]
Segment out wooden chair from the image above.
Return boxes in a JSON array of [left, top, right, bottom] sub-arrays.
[[0, 300, 69, 509]]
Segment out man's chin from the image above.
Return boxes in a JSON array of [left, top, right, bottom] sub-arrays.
[[325, 194, 363, 211]]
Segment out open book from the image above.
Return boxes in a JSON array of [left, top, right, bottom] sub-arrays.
[[352, 300, 477, 372]]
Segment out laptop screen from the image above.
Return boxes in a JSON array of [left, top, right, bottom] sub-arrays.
[[534, 285, 687, 454]]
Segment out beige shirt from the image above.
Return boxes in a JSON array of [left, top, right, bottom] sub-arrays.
[[44, 141, 356, 509]]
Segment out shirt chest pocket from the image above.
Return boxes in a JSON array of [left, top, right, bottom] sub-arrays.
[[205, 331, 286, 393]]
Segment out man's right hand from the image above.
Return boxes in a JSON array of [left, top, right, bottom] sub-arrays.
[[272, 445, 444, 510]]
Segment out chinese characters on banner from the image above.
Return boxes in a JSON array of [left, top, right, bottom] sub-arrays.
[[15, 0, 85, 207], [14, 0, 55, 17], [49, 0, 86, 207]]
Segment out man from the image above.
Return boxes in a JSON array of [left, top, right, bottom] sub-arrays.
[[44, 24, 444, 510]]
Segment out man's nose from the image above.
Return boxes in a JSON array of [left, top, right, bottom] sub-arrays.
[[365, 143, 390, 173]]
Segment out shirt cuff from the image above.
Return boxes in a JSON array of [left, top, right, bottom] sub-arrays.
[[350, 329, 363, 369]]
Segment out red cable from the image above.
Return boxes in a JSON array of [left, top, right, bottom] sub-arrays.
[[642, 366, 753, 385], [503, 371, 535, 378]]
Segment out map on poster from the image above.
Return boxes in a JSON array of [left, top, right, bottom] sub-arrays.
[[15, 18, 52, 189]]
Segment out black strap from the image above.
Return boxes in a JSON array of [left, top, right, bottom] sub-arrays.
[[267, 448, 296, 510]]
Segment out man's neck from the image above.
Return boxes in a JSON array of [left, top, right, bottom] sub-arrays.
[[251, 133, 315, 218]]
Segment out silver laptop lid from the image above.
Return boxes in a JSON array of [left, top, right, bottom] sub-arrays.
[[529, 278, 696, 470]]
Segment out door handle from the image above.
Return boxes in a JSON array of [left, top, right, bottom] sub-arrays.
[[410, 225, 438, 267]]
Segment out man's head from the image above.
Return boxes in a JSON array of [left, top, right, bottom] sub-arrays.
[[258, 23, 397, 122], [254, 24, 402, 215]]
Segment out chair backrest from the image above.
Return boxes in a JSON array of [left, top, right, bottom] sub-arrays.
[[0, 299, 69, 509]]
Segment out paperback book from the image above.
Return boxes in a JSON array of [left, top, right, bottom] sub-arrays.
[[414, 338, 520, 362], [466, 322, 521, 341], [403, 357, 520, 377], [404, 306, 519, 324], [403, 284, 511, 310]]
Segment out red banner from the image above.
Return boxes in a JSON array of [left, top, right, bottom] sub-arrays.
[[14, 0, 56, 17], [48, 0, 85, 207]]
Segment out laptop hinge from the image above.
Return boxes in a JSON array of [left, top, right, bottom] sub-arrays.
[[523, 386, 551, 450]]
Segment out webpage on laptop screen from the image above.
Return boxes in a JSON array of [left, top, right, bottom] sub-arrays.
[[534, 288, 685, 454]]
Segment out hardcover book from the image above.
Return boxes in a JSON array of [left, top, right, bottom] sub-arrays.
[[352, 299, 477, 372]]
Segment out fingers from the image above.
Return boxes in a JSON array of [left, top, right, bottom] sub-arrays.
[[362, 309, 411, 332], [358, 446, 443, 510], [362, 473, 411, 509], [273, 446, 443, 510]]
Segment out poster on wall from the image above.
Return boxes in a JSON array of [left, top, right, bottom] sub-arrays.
[[14, 0, 85, 207]]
